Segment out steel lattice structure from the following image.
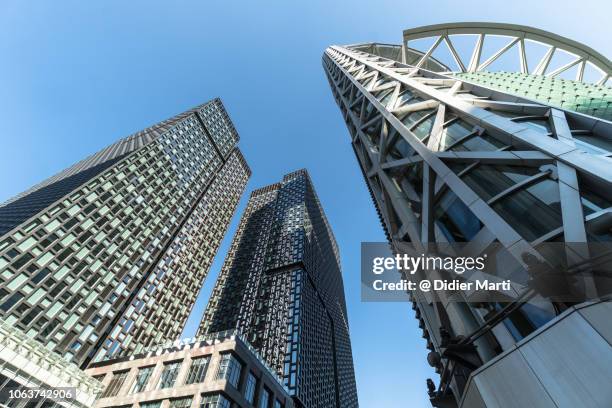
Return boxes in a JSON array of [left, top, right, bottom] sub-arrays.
[[402, 23, 611, 83], [323, 25, 612, 408], [394, 23, 612, 121]]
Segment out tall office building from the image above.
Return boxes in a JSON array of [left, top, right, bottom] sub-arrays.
[[323, 23, 612, 408], [198, 170, 358, 408], [0, 98, 251, 369]]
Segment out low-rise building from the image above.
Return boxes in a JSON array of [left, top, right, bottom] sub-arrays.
[[0, 318, 102, 408], [85, 330, 293, 408]]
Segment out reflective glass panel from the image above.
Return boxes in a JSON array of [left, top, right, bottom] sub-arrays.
[[460, 165, 538, 201], [216, 353, 242, 388], [434, 190, 482, 242], [130, 366, 154, 394], [100, 371, 129, 398], [412, 114, 436, 140], [401, 109, 434, 129], [451, 133, 505, 152], [244, 372, 257, 404], [440, 120, 474, 150], [493, 179, 562, 241], [158, 361, 181, 389], [186, 356, 211, 384]]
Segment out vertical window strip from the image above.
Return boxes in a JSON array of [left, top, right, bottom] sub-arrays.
[[186, 356, 211, 384], [158, 361, 182, 389]]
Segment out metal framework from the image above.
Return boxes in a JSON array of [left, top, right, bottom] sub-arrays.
[[401, 22, 612, 84], [323, 37, 612, 407]]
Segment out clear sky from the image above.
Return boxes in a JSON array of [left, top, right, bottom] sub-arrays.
[[0, 1, 610, 406]]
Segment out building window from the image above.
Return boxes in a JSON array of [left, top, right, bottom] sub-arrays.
[[158, 361, 182, 389], [170, 397, 193, 408], [451, 132, 505, 152], [244, 371, 257, 404], [580, 185, 611, 216], [130, 366, 154, 394], [92, 374, 106, 383], [100, 370, 129, 398], [460, 165, 538, 202], [492, 178, 562, 241], [258, 388, 271, 408], [140, 401, 163, 408], [439, 119, 474, 150], [434, 190, 482, 242], [215, 354, 242, 388], [412, 113, 436, 140], [478, 302, 555, 341], [185, 356, 211, 384], [401, 109, 436, 140], [201, 393, 231, 408]]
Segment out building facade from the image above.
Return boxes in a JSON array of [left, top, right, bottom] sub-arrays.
[[0, 317, 103, 408], [198, 170, 358, 408], [85, 330, 293, 408], [323, 23, 612, 408], [0, 98, 251, 368]]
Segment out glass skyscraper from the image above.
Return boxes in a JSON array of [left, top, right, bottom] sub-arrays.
[[323, 23, 612, 408], [0, 98, 250, 369], [198, 170, 358, 408]]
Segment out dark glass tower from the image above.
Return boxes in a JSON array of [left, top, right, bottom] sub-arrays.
[[198, 170, 359, 408], [0, 98, 250, 368]]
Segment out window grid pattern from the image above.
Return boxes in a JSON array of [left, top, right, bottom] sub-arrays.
[[198, 101, 240, 159], [198, 170, 358, 408], [100, 370, 128, 398], [0, 99, 250, 367], [244, 371, 257, 404], [158, 361, 182, 389], [215, 353, 242, 388], [130, 365, 154, 394], [185, 356, 211, 385], [170, 397, 193, 408], [258, 388, 270, 408], [200, 393, 231, 408]]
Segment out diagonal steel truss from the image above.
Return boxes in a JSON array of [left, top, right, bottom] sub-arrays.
[[323, 43, 612, 406]]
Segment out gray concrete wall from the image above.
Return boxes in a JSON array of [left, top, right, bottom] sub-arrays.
[[460, 300, 612, 408]]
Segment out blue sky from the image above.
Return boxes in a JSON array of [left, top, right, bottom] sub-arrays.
[[0, 1, 610, 406]]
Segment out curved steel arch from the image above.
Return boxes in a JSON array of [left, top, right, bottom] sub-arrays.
[[402, 22, 612, 84]]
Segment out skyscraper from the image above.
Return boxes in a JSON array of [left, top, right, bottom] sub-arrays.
[[323, 23, 612, 408], [0, 98, 250, 369], [198, 170, 358, 408]]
